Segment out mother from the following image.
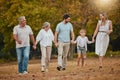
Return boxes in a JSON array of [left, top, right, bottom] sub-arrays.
[[92, 12, 113, 69]]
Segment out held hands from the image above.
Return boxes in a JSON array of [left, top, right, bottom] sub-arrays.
[[106, 30, 111, 35], [33, 44, 36, 50], [17, 40, 22, 44], [71, 40, 75, 44], [92, 38, 95, 43], [54, 42, 58, 47], [33, 42, 37, 50]]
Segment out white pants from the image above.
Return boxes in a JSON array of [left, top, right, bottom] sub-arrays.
[[57, 42, 70, 68], [40, 46, 52, 68]]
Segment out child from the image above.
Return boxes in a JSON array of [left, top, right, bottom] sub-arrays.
[[74, 29, 93, 67]]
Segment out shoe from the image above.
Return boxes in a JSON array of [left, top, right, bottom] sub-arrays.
[[23, 71, 28, 74], [57, 66, 62, 71], [41, 66, 45, 72], [46, 69, 48, 72], [62, 68, 66, 70], [99, 66, 102, 69], [18, 73, 22, 75]]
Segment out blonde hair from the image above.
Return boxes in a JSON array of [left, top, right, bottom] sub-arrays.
[[80, 28, 86, 33], [100, 12, 108, 25]]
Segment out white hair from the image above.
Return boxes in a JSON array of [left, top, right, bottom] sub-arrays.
[[18, 16, 26, 23], [42, 22, 50, 28]]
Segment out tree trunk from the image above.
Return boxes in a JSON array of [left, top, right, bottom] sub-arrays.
[[68, 44, 75, 60]]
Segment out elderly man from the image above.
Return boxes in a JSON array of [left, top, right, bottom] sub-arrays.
[[13, 16, 35, 74]]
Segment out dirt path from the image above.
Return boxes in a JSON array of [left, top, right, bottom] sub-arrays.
[[0, 57, 120, 80]]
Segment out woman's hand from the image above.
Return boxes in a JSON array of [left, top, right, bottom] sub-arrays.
[[55, 42, 58, 47], [71, 40, 75, 44], [33, 44, 36, 50], [92, 38, 95, 43], [106, 30, 112, 35], [17, 40, 22, 44]]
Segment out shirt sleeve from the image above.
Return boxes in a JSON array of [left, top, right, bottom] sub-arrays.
[[56, 24, 60, 32], [36, 30, 43, 42], [27, 26, 33, 35], [74, 36, 79, 44], [50, 29, 54, 41], [70, 23, 73, 31], [86, 37, 92, 44], [13, 27, 17, 34]]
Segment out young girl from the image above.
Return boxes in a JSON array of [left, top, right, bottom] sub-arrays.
[[92, 12, 113, 69], [74, 29, 93, 67]]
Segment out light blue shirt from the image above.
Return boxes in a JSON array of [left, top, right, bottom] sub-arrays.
[[56, 22, 73, 42]]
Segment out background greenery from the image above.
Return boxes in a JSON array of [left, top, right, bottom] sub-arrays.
[[0, 0, 120, 62]]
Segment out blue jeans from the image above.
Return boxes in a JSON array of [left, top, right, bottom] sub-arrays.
[[16, 46, 30, 73]]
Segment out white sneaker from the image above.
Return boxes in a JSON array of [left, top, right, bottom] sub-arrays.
[[23, 71, 28, 74], [18, 73, 22, 75], [41, 67, 45, 72], [46, 69, 48, 72]]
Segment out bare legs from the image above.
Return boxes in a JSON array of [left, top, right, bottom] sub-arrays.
[[77, 53, 85, 67], [99, 56, 104, 69]]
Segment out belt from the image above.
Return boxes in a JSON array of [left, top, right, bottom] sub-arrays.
[[99, 31, 106, 33]]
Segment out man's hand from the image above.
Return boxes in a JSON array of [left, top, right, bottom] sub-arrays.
[[33, 44, 36, 50], [55, 42, 58, 47], [71, 40, 74, 44], [17, 40, 22, 44]]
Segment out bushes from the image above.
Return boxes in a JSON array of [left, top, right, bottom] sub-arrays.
[[0, 52, 16, 63]]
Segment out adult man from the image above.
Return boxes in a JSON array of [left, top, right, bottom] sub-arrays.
[[54, 14, 74, 71], [13, 16, 35, 74]]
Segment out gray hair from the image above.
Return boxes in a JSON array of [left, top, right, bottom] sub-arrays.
[[42, 22, 50, 28], [18, 16, 26, 23]]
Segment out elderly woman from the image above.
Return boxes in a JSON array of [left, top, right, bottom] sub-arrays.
[[34, 22, 54, 72]]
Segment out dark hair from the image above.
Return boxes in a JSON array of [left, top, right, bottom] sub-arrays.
[[63, 14, 70, 19]]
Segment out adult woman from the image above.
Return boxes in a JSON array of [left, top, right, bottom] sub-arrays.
[[92, 12, 113, 69], [34, 22, 54, 72]]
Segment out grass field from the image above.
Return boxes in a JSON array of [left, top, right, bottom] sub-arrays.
[[0, 57, 120, 80]]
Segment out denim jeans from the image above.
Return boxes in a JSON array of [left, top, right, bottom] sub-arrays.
[[16, 46, 30, 73]]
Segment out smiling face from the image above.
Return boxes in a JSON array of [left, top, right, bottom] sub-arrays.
[[100, 14, 105, 20], [79, 29, 86, 37], [64, 17, 70, 23], [44, 24, 50, 31], [19, 16, 26, 27], [20, 19, 26, 27], [99, 12, 107, 21]]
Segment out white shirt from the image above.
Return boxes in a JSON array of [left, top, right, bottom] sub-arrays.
[[75, 36, 92, 51], [36, 29, 54, 47]]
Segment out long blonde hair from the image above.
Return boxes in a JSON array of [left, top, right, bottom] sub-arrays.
[[100, 12, 108, 26]]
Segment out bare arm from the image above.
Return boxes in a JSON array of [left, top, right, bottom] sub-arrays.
[[92, 22, 99, 41], [30, 34, 35, 45], [106, 21, 113, 34], [71, 30, 75, 44], [13, 34, 22, 44], [71, 31, 75, 41], [54, 31, 58, 47]]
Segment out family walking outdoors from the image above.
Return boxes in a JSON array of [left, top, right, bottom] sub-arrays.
[[13, 12, 113, 75]]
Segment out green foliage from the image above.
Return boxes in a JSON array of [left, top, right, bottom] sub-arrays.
[[0, 0, 120, 60]]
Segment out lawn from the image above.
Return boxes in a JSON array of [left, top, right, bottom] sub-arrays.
[[0, 57, 120, 80]]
